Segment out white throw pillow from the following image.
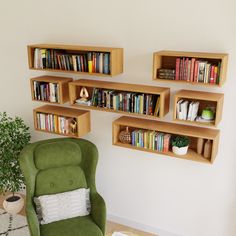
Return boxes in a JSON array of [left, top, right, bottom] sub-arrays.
[[34, 188, 91, 225]]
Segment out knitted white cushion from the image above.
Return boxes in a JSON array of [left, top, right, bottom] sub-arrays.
[[34, 188, 90, 225]]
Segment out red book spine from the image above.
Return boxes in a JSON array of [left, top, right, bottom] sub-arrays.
[[46, 84, 49, 101], [94, 54, 97, 72], [185, 58, 189, 81], [194, 61, 199, 82], [210, 66, 215, 84], [175, 58, 180, 80], [179, 59, 183, 80], [92, 53, 95, 72], [45, 114, 48, 131], [190, 58, 195, 82], [80, 55, 84, 72], [182, 58, 185, 80]]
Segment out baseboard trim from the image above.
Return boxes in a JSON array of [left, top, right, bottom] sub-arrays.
[[107, 214, 182, 236]]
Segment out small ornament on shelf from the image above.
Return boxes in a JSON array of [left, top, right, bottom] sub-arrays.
[[76, 87, 92, 106], [70, 119, 77, 134], [197, 138, 204, 154], [203, 139, 212, 159], [119, 127, 131, 144]]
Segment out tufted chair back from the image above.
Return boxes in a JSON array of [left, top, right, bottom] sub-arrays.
[[34, 141, 87, 196]]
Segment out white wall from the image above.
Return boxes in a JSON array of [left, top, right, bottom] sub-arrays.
[[0, 0, 236, 235]]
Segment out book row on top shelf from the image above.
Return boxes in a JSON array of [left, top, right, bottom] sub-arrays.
[[153, 50, 228, 87], [28, 44, 124, 76]]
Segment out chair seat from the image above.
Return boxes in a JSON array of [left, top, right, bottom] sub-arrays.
[[40, 215, 103, 236]]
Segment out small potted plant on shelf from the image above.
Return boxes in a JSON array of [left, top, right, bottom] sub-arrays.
[[0, 112, 31, 214], [172, 135, 190, 155]]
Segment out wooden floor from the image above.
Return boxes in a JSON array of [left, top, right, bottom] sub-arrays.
[[0, 193, 155, 236]]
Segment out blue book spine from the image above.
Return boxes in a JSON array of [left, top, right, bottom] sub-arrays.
[[132, 131, 135, 146], [77, 56, 81, 71], [137, 96, 140, 113], [96, 53, 100, 73], [103, 53, 109, 74]]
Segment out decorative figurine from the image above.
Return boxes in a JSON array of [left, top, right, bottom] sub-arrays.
[[76, 87, 91, 106], [70, 119, 77, 134], [79, 87, 89, 101]]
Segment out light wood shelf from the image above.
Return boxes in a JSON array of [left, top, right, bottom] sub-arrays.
[[69, 79, 170, 119], [153, 50, 228, 87], [28, 44, 123, 76], [30, 76, 73, 104], [33, 105, 90, 138], [113, 116, 220, 164], [173, 90, 224, 127]]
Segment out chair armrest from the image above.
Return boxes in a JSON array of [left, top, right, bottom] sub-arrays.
[[26, 204, 40, 236], [90, 192, 106, 235]]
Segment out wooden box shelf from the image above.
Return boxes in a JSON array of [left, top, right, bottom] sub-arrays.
[[28, 44, 123, 77], [153, 50, 228, 87], [113, 116, 220, 164], [69, 79, 170, 119], [30, 76, 73, 104], [33, 105, 90, 138], [173, 90, 224, 127]]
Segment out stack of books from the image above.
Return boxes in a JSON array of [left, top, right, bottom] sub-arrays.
[[176, 99, 199, 121], [33, 48, 110, 74], [159, 57, 221, 85], [158, 69, 175, 80], [131, 129, 171, 152], [88, 88, 160, 116], [33, 81, 59, 102], [36, 112, 75, 135]]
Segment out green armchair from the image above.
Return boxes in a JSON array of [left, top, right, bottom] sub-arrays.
[[19, 138, 106, 236]]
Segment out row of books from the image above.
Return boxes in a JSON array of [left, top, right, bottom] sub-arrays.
[[84, 88, 161, 116], [176, 99, 199, 121], [33, 81, 60, 103], [176, 58, 221, 84], [158, 58, 221, 84], [33, 48, 110, 74], [36, 113, 76, 134], [131, 129, 171, 152]]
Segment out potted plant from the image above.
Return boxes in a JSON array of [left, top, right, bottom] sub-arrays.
[[172, 135, 190, 155], [0, 112, 31, 214]]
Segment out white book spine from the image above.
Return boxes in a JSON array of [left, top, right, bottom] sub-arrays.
[[33, 81, 37, 99], [34, 48, 39, 68], [187, 102, 193, 121], [72, 55, 77, 71]]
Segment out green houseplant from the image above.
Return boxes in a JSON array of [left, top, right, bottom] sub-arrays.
[[0, 112, 31, 214], [172, 135, 190, 155]]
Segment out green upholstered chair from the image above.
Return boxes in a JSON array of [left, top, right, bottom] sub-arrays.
[[19, 138, 106, 236]]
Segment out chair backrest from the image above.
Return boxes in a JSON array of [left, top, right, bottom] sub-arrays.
[[20, 138, 98, 198], [34, 140, 87, 196]]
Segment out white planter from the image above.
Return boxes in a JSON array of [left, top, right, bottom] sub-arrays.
[[3, 193, 24, 214], [172, 145, 189, 155]]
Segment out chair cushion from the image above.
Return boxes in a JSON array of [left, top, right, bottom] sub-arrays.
[[40, 215, 103, 236], [34, 188, 90, 225], [35, 166, 87, 196], [34, 141, 82, 170]]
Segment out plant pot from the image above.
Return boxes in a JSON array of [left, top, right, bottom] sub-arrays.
[[3, 193, 24, 214], [172, 145, 189, 155]]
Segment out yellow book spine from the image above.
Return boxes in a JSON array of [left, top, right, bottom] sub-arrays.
[[88, 61, 93, 73]]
